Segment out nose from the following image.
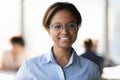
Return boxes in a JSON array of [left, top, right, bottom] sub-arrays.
[[61, 24, 69, 30], [62, 27, 69, 30]]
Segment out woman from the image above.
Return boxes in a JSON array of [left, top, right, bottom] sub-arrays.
[[16, 2, 100, 80]]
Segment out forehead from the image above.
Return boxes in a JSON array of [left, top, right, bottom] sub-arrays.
[[50, 10, 76, 24]]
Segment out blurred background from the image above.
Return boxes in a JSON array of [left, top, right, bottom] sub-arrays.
[[0, 0, 120, 80]]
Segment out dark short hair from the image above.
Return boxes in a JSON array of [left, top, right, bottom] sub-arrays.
[[43, 2, 82, 30], [10, 36, 25, 46], [84, 38, 93, 50]]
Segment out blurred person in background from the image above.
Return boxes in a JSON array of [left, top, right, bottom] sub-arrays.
[[0, 36, 29, 71], [81, 38, 104, 75]]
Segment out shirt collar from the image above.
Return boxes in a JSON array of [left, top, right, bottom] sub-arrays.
[[65, 49, 81, 68], [40, 47, 55, 64], [41, 47, 80, 67]]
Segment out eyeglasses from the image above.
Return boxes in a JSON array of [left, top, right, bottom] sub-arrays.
[[50, 23, 78, 32]]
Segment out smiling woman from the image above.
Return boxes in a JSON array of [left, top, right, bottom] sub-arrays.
[[16, 2, 100, 80]]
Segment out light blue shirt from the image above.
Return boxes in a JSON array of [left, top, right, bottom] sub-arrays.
[[16, 48, 100, 80]]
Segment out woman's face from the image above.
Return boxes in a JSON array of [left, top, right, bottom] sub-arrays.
[[48, 10, 78, 49]]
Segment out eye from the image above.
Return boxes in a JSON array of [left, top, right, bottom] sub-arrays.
[[52, 23, 61, 30], [68, 23, 77, 29]]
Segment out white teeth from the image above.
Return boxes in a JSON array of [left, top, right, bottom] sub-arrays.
[[60, 37, 69, 40]]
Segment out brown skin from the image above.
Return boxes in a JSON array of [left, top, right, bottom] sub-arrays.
[[47, 10, 79, 68], [12, 43, 25, 61]]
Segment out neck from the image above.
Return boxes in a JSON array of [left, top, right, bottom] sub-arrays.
[[53, 46, 72, 57], [52, 46, 72, 68]]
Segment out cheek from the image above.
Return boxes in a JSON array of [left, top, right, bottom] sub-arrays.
[[72, 32, 78, 41], [49, 31, 58, 40], [72, 31, 78, 37]]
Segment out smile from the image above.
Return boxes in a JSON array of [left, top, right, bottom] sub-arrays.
[[59, 37, 69, 40]]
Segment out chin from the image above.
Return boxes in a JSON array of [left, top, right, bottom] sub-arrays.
[[60, 45, 72, 49]]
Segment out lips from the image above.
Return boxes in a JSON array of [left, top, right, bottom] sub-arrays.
[[59, 37, 70, 42]]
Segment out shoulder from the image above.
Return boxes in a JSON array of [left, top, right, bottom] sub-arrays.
[[78, 56, 99, 69], [18, 54, 46, 73], [2, 50, 12, 55], [78, 56, 100, 76], [94, 53, 104, 61], [25, 53, 47, 64], [1, 50, 12, 59], [78, 56, 91, 64]]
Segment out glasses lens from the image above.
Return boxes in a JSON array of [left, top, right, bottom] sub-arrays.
[[67, 23, 77, 31], [51, 23, 61, 31]]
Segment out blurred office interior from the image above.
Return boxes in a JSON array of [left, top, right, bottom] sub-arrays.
[[0, 0, 120, 80]]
